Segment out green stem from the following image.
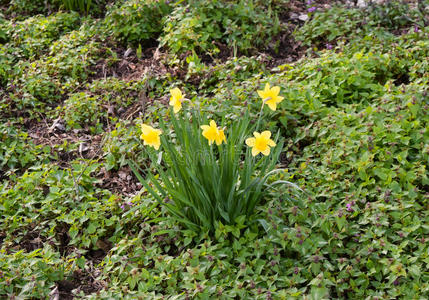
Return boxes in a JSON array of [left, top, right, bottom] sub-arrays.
[[255, 102, 265, 132]]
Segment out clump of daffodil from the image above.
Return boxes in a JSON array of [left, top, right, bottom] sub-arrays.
[[201, 120, 226, 145], [169, 87, 184, 113], [257, 83, 284, 111], [130, 106, 290, 234], [245, 131, 276, 156], [140, 124, 162, 150]]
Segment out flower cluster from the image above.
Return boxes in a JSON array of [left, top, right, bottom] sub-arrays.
[[140, 84, 284, 156]]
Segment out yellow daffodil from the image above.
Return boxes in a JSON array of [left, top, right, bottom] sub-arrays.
[[257, 83, 284, 111], [245, 131, 276, 156], [140, 124, 162, 150], [201, 120, 226, 145], [216, 128, 227, 145], [169, 87, 184, 113]]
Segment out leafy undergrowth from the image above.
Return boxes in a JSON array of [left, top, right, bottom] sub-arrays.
[[1, 0, 428, 299]]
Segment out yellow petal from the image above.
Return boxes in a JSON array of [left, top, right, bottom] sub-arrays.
[[261, 131, 271, 139], [202, 129, 217, 144], [222, 132, 227, 144], [173, 102, 181, 113], [245, 137, 255, 147], [201, 125, 209, 130], [251, 147, 260, 156], [141, 124, 153, 135], [261, 147, 271, 156], [271, 85, 280, 95], [253, 132, 261, 138], [266, 101, 277, 111], [216, 130, 226, 145], [170, 87, 182, 99], [264, 83, 271, 92], [276, 96, 284, 103], [209, 120, 217, 128], [267, 139, 276, 147], [257, 90, 267, 99]]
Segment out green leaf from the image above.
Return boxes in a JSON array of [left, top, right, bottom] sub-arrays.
[[105, 153, 116, 171], [409, 265, 420, 278], [373, 168, 388, 181], [76, 256, 86, 269], [87, 222, 97, 234], [310, 286, 328, 300], [69, 225, 79, 240]]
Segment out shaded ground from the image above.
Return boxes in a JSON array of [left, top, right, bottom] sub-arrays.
[[55, 268, 106, 299], [27, 120, 103, 165], [95, 166, 141, 197]]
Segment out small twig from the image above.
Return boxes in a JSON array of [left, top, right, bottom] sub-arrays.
[[70, 165, 81, 199], [106, 96, 112, 133], [35, 111, 50, 133]]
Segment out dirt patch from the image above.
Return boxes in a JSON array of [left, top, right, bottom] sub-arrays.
[[260, 0, 346, 66], [55, 222, 72, 256], [25, 110, 145, 199], [90, 40, 181, 83], [71, 267, 106, 295], [19, 230, 45, 252], [85, 245, 111, 266], [55, 267, 106, 299], [5, 229, 47, 253], [52, 241, 113, 298], [95, 166, 142, 197], [27, 119, 104, 166], [264, 26, 307, 67], [393, 72, 410, 86]]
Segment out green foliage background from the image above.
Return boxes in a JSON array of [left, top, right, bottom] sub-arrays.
[[0, 0, 428, 298]]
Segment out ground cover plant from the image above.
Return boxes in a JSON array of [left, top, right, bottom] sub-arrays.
[[0, 0, 428, 299]]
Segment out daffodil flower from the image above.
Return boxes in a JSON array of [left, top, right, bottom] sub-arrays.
[[201, 120, 226, 145], [169, 87, 184, 113], [140, 124, 162, 150], [216, 128, 227, 145], [257, 83, 284, 111], [245, 131, 276, 156]]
